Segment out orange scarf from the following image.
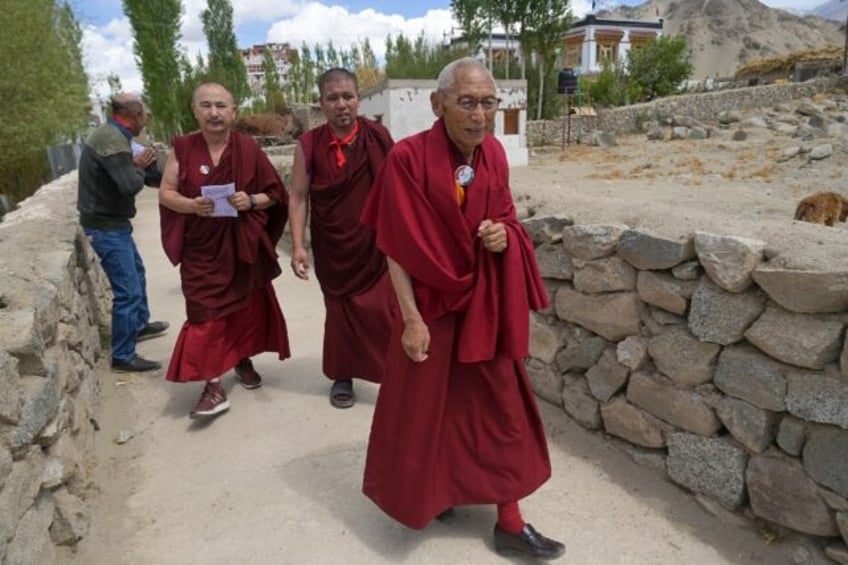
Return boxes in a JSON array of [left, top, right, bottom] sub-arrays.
[[329, 120, 360, 168]]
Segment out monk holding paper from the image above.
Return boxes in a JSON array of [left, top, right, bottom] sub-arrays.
[[159, 82, 290, 420]]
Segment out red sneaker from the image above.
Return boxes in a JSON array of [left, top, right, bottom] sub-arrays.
[[189, 382, 230, 419], [234, 358, 262, 390]]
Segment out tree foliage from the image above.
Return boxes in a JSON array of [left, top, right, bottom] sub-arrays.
[[448, 0, 570, 118], [626, 35, 693, 101], [450, 0, 488, 56], [523, 0, 572, 118], [123, 0, 184, 141], [385, 32, 469, 80], [0, 0, 89, 203], [201, 0, 250, 105], [282, 39, 383, 104], [261, 48, 286, 113], [584, 35, 694, 107]]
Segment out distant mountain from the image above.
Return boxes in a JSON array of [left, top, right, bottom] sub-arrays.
[[810, 0, 848, 22], [601, 0, 842, 80]]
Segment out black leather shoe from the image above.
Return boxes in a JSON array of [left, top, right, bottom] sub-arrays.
[[137, 321, 169, 341], [493, 523, 565, 560], [111, 355, 162, 373]]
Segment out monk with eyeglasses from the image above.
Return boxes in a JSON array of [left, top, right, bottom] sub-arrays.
[[360, 57, 565, 560]]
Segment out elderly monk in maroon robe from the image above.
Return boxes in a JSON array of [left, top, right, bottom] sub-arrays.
[[360, 58, 566, 560], [159, 82, 291, 420], [289, 68, 395, 409]]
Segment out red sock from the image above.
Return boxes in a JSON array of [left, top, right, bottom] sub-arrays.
[[497, 501, 526, 534]]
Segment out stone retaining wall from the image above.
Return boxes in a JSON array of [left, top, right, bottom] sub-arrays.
[[527, 76, 846, 145], [0, 175, 109, 564], [523, 216, 848, 562]]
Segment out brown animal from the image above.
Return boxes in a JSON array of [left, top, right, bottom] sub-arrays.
[[794, 191, 848, 226]]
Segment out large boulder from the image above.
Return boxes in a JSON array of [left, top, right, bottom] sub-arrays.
[[694, 232, 765, 293], [744, 304, 843, 370], [626, 371, 721, 436], [688, 277, 766, 345], [618, 230, 695, 270], [555, 287, 640, 341], [667, 433, 748, 510], [747, 452, 839, 537], [752, 267, 848, 314]]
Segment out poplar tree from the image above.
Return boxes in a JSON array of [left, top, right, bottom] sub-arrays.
[[450, 0, 488, 56], [261, 48, 285, 113], [524, 0, 572, 119], [201, 0, 249, 104], [0, 0, 89, 202], [123, 0, 184, 140]]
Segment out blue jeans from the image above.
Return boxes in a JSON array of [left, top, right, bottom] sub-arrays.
[[84, 226, 150, 363]]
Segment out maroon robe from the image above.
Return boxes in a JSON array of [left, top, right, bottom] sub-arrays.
[[299, 118, 395, 382], [161, 131, 291, 382], [359, 119, 551, 529]]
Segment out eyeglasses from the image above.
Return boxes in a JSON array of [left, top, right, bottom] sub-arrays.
[[455, 96, 501, 112]]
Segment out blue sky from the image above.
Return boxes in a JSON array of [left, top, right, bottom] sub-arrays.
[[75, 0, 822, 99]]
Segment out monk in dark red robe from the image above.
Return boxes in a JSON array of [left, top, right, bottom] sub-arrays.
[[159, 83, 290, 419], [360, 59, 565, 560], [289, 68, 395, 409]]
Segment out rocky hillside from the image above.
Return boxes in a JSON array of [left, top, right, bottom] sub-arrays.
[[603, 0, 843, 80], [811, 0, 848, 22]]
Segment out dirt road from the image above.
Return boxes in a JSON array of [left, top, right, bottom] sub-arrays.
[[62, 188, 806, 565]]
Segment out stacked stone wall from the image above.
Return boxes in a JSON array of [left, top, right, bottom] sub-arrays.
[[0, 175, 109, 564], [523, 216, 848, 562], [527, 77, 844, 145]]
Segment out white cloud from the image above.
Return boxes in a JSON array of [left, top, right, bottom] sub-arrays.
[[231, 0, 304, 24], [82, 19, 141, 99], [266, 4, 455, 61]]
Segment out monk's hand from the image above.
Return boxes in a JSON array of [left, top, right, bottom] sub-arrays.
[[227, 191, 251, 211], [291, 247, 310, 280], [477, 220, 508, 253], [192, 196, 215, 217], [401, 319, 430, 362]]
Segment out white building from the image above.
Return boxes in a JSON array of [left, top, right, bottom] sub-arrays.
[[240, 43, 292, 94], [358, 79, 529, 167], [563, 15, 663, 75], [449, 32, 525, 69]]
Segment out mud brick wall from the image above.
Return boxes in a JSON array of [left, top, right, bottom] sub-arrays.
[[0, 175, 110, 564], [523, 217, 848, 562]]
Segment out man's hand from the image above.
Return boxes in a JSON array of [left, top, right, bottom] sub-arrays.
[[133, 147, 156, 169], [291, 247, 310, 280], [227, 191, 253, 212], [401, 319, 430, 362], [191, 197, 215, 216], [477, 219, 508, 253]]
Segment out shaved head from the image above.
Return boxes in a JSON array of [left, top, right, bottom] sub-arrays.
[[192, 82, 234, 106]]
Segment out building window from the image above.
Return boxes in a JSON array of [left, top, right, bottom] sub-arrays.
[[564, 45, 582, 68], [503, 109, 519, 135], [596, 43, 619, 66]]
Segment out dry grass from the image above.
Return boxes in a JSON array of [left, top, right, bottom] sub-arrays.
[[735, 47, 842, 79], [675, 157, 709, 176]]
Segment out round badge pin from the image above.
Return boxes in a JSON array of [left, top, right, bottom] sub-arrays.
[[455, 165, 475, 187], [199, 164, 210, 175]]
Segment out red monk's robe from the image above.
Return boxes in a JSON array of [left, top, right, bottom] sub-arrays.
[[299, 118, 395, 382], [160, 132, 291, 382], [360, 118, 551, 529]]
